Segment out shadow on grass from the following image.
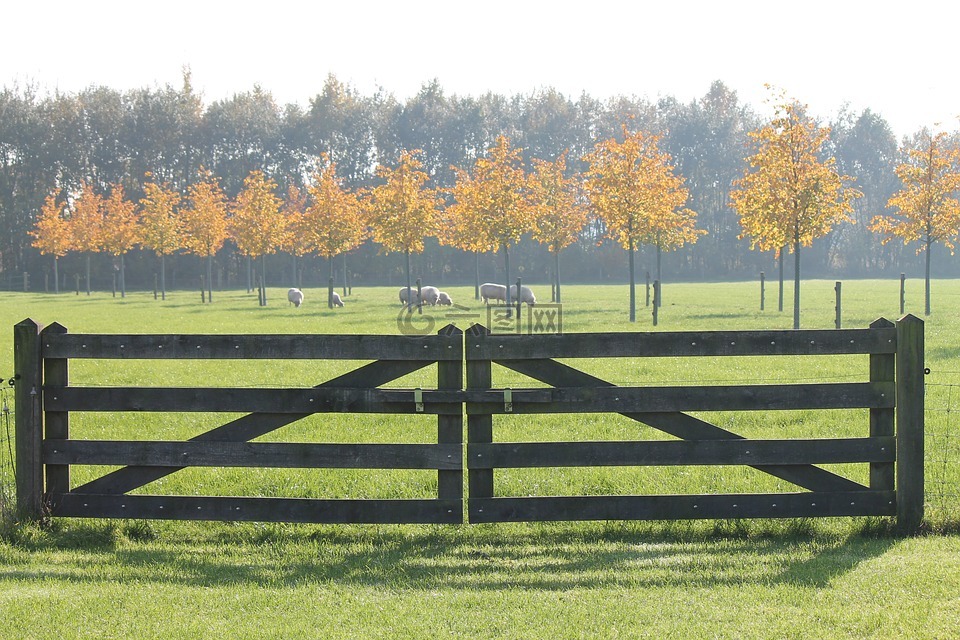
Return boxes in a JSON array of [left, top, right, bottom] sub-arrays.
[[0, 519, 901, 591]]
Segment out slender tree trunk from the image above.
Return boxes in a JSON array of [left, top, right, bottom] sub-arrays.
[[206, 255, 214, 303], [261, 255, 267, 306], [246, 256, 252, 293], [474, 251, 480, 300], [405, 249, 412, 309], [925, 238, 932, 316], [628, 238, 636, 323], [778, 246, 785, 312], [555, 247, 562, 304], [120, 254, 126, 298], [53, 256, 59, 294], [85, 254, 91, 296], [342, 253, 348, 296], [504, 243, 512, 318], [160, 254, 166, 301], [793, 238, 801, 330], [656, 242, 662, 308]]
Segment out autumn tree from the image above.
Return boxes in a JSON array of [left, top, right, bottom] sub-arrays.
[[585, 126, 703, 322], [138, 178, 183, 300], [181, 170, 229, 303], [529, 152, 588, 303], [281, 184, 310, 289], [449, 136, 533, 312], [731, 95, 860, 329], [365, 149, 442, 307], [870, 129, 960, 316], [230, 170, 286, 305], [30, 192, 71, 293], [100, 183, 140, 298], [68, 182, 105, 295], [300, 159, 366, 305], [439, 186, 497, 301]]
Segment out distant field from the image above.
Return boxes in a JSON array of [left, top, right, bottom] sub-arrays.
[[0, 279, 958, 638]]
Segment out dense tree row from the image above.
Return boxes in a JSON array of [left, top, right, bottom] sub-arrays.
[[0, 73, 946, 294]]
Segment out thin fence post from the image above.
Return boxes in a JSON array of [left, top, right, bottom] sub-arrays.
[[652, 280, 660, 326], [466, 324, 493, 522], [437, 324, 464, 519], [835, 281, 842, 329], [760, 271, 765, 311], [14, 319, 43, 520], [328, 277, 334, 309], [76, 273, 80, 296], [41, 323, 69, 511], [896, 314, 924, 533], [869, 318, 895, 493], [153, 274, 158, 300], [201, 275, 206, 304], [645, 271, 650, 307], [416, 278, 423, 315], [900, 273, 906, 315], [515, 277, 522, 327]]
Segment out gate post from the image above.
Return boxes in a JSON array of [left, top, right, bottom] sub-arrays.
[[436, 324, 463, 518], [14, 319, 43, 520], [869, 318, 895, 492], [41, 323, 70, 507], [896, 314, 924, 532], [466, 324, 493, 521]]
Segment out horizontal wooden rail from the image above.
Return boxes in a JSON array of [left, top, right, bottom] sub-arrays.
[[44, 440, 462, 469], [469, 491, 897, 522], [463, 382, 894, 413], [468, 437, 896, 468], [467, 327, 897, 359], [52, 494, 462, 524], [44, 387, 465, 414], [42, 333, 462, 361]]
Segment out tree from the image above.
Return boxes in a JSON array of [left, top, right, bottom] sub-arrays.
[[365, 149, 442, 307], [181, 170, 229, 303], [281, 184, 310, 289], [448, 135, 533, 313], [731, 95, 861, 329], [585, 126, 703, 322], [29, 192, 71, 293], [870, 129, 960, 315], [138, 178, 182, 300], [528, 152, 589, 302], [100, 183, 140, 298], [68, 181, 105, 295], [230, 170, 285, 305]]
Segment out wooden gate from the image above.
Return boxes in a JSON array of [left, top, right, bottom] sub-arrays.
[[14, 320, 464, 524]]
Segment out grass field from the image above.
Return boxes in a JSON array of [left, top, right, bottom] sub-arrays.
[[0, 279, 958, 638]]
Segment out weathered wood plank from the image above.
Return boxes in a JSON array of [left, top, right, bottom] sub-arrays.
[[42, 323, 70, 498], [45, 440, 462, 470], [14, 318, 43, 519], [870, 318, 896, 492], [466, 324, 494, 501], [498, 358, 867, 493], [469, 491, 897, 523], [72, 359, 429, 495], [467, 327, 897, 359], [896, 314, 924, 532], [469, 437, 895, 468], [51, 494, 462, 524], [437, 325, 464, 506], [45, 386, 465, 415], [42, 333, 462, 361], [463, 382, 893, 413]]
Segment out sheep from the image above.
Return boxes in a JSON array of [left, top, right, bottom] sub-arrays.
[[399, 287, 419, 307], [480, 282, 507, 305], [287, 287, 304, 307], [437, 291, 453, 306], [419, 285, 441, 306], [330, 291, 344, 307], [510, 284, 537, 306]]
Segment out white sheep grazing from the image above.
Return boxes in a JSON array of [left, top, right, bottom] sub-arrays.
[[437, 291, 453, 306], [398, 287, 419, 307], [419, 285, 441, 306], [330, 291, 344, 307], [287, 288, 304, 307], [510, 284, 537, 306], [480, 282, 507, 305]]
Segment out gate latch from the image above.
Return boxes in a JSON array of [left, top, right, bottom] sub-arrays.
[[504, 388, 513, 413], [414, 388, 424, 413]]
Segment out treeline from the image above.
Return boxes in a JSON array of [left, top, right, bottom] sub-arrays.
[[0, 73, 931, 290]]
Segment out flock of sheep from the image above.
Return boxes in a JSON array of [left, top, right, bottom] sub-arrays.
[[286, 282, 537, 309]]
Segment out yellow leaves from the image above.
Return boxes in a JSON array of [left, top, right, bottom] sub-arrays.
[[365, 149, 441, 255], [584, 127, 702, 251], [731, 98, 860, 253], [100, 183, 140, 256], [528, 153, 589, 252], [230, 171, 285, 258], [871, 130, 960, 254], [302, 160, 366, 259], [68, 182, 105, 253], [30, 192, 71, 257], [181, 171, 229, 258], [139, 180, 182, 256]]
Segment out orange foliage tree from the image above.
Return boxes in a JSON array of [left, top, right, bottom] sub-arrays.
[[731, 95, 860, 329], [365, 149, 442, 306], [300, 159, 366, 305], [100, 183, 140, 298], [529, 152, 589, 303], [30, 192, 72, 293], [230, 170, 285, 305], [138, 178, 183, 300], [68, 182, 106, 295], [181, 170, 229, 303], [585, 127, 703, 322], [448, 136, 533, 311], [281, 184, 310, 289], [439, 184, 497, 301], [870, 129, 960, 316]]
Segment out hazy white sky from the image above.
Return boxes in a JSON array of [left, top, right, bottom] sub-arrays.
[[4, 1, 957, 138]]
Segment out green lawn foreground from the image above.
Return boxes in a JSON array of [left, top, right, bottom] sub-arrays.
[[0, 279, 958, 639]]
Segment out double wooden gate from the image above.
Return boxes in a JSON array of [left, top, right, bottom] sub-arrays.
[[14, 316, 925, 531]]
